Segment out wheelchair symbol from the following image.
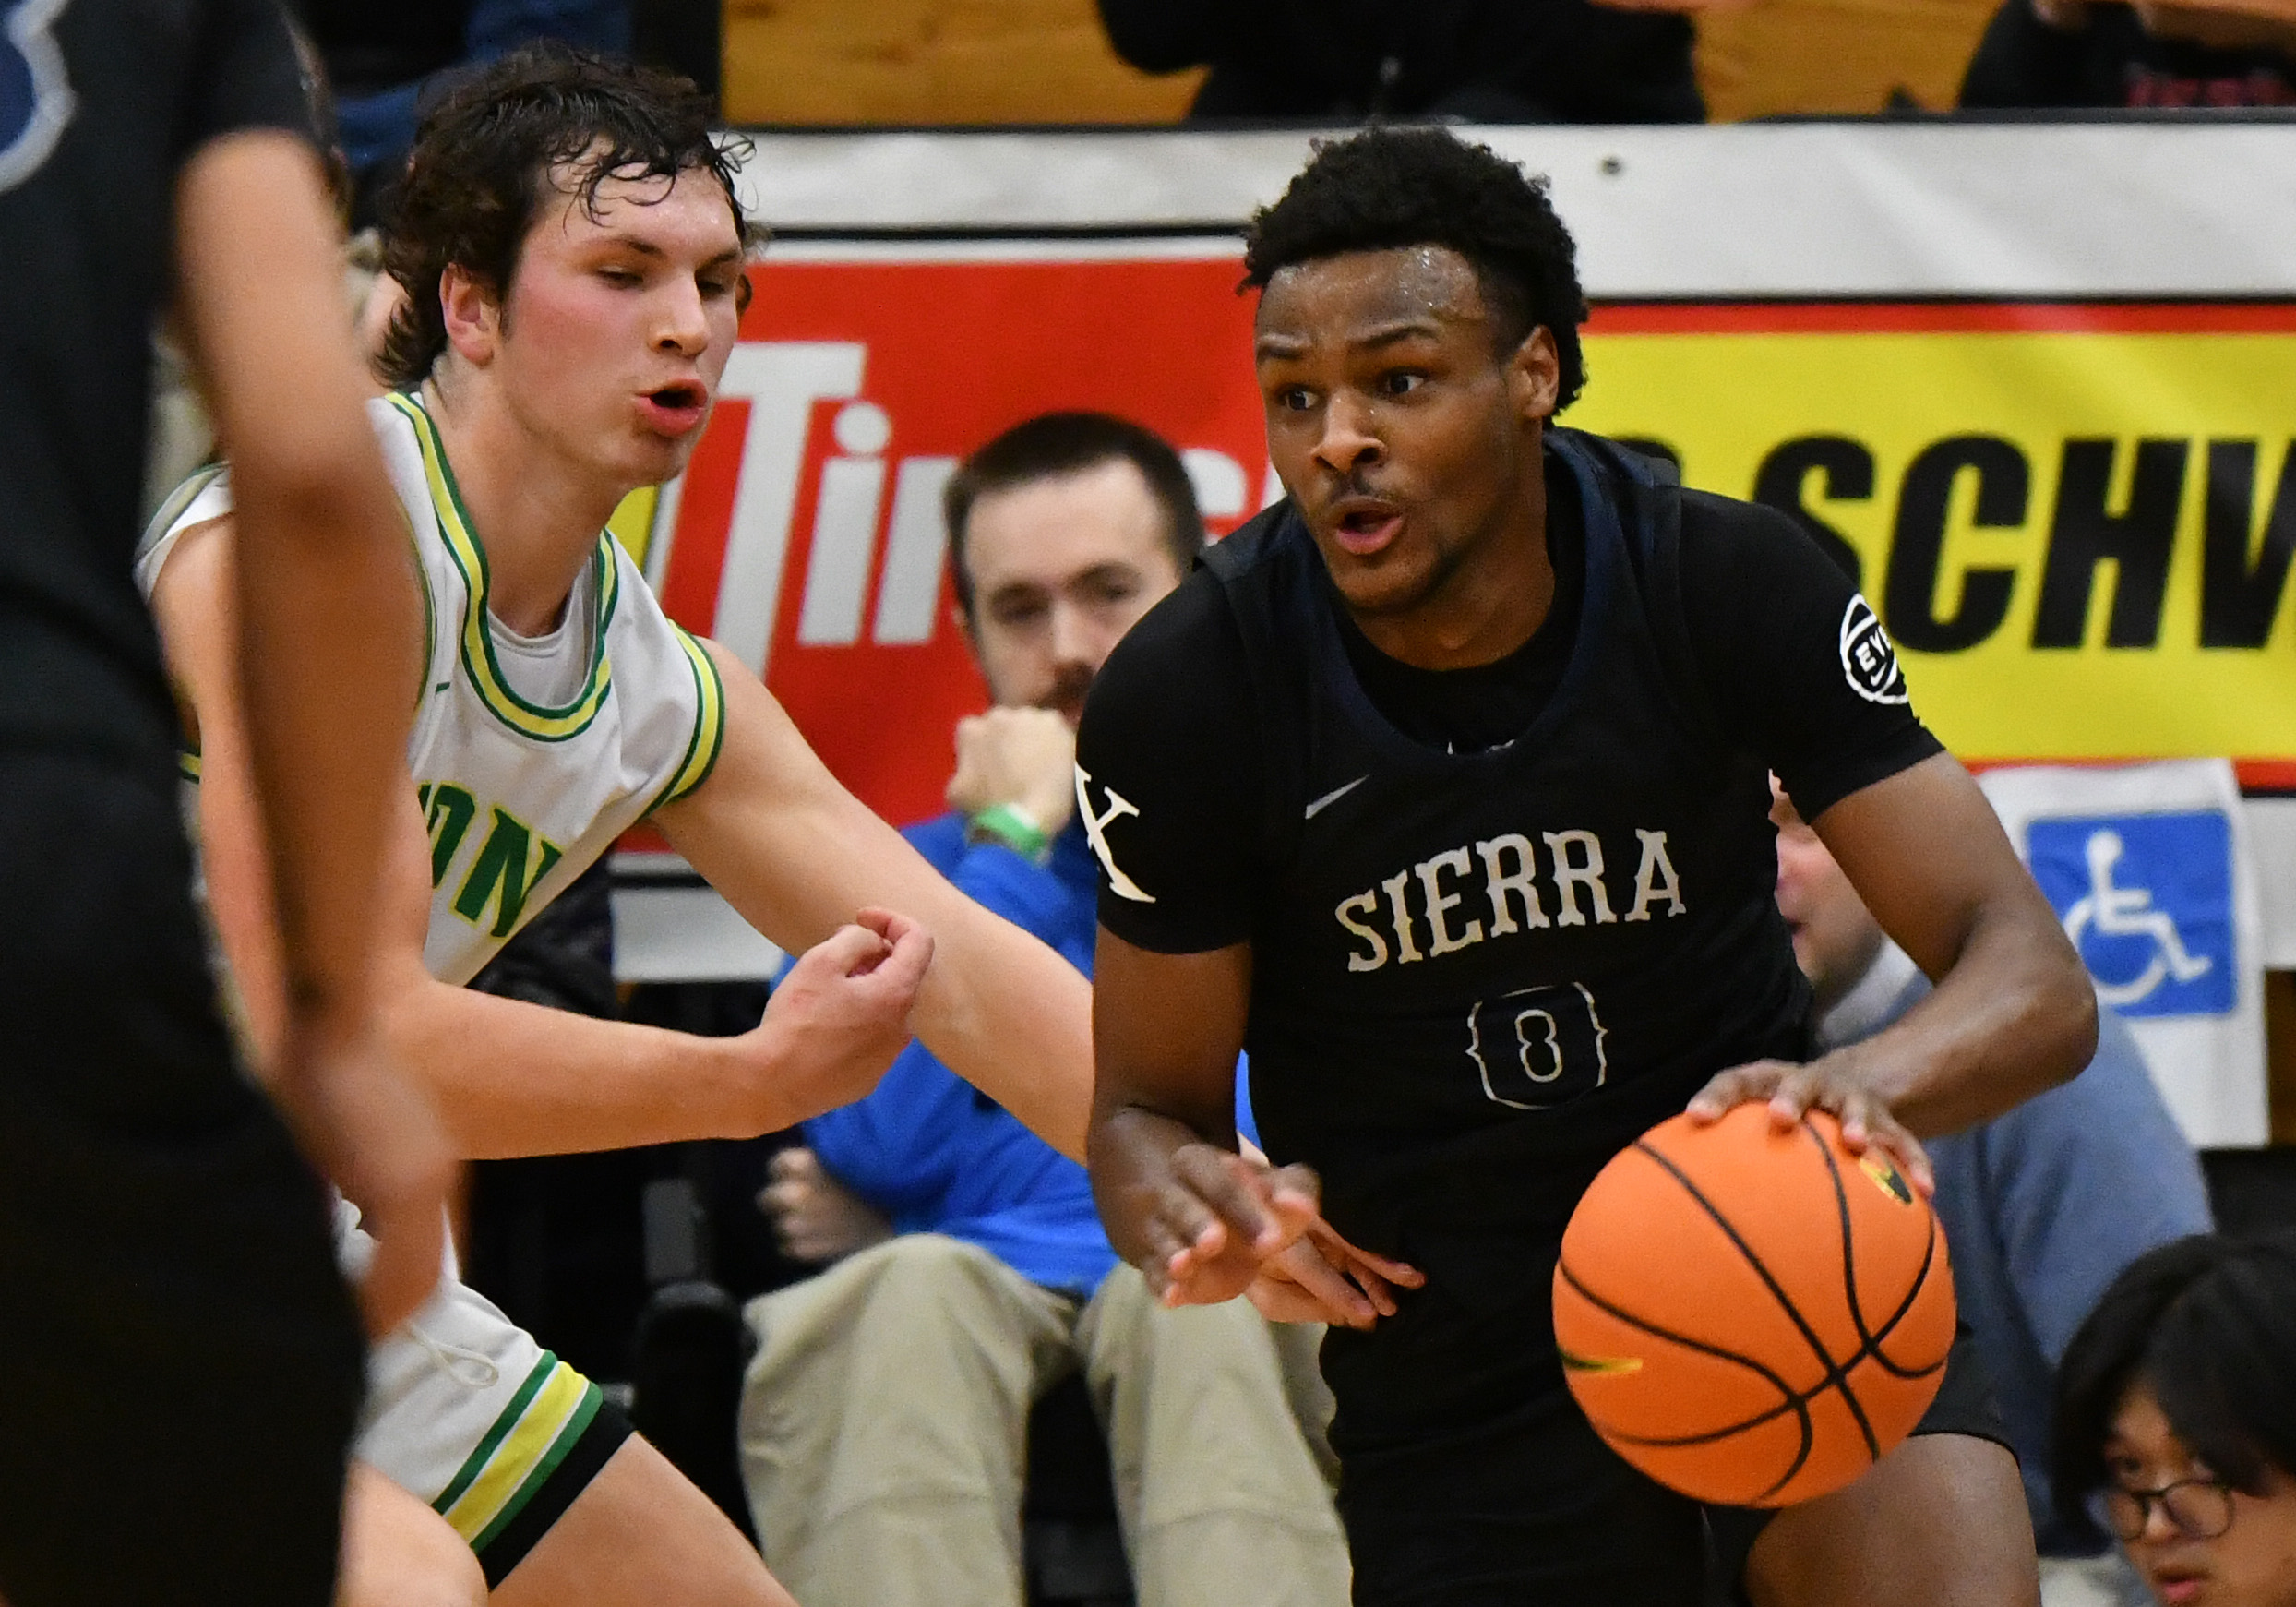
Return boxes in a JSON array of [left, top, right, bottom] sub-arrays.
[[2063, 829, 2213, 1008]]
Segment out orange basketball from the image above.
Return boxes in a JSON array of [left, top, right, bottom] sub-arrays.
[[1551, 1102, 1956, 1508]]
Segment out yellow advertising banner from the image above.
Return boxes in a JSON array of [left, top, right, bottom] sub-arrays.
[[1571, 304, 2296, 785]]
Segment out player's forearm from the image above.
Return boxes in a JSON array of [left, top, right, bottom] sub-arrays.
[[1828, 901, 2097, 1137], [177, 133, 420, 1026], [384, 979, 779, 1157], [910, 919, 1094, 1162], [233, 505, 419, 1023]]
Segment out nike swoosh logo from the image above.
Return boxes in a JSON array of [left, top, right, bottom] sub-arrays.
[[1304, 775, 1369, 820]]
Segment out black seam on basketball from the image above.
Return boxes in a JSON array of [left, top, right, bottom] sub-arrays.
[[1595, 1395, 1803, 1447], [1860, 1216, 1950, 1380], [1813, 1123, 1950, 1380], [1630, 1140, 1846, 1391], [1804, 1123, 1883, 1460], [1810, 1123, 1876, 1349], [1557, 1255, 1815, 1501], [1557, 1258, 1806, 1403]]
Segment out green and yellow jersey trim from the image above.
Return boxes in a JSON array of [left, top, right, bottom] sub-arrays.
[[649, 626, 727, 813], [387, 391, 619, 743], [431, 1352, 603, 1554]]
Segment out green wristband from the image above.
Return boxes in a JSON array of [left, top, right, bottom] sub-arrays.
[[967, 802, 1052, 864]]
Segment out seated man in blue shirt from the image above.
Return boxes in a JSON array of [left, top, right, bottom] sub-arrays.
[[735, 413, 1349, 1607], [1774, 782, 2213, 1607]]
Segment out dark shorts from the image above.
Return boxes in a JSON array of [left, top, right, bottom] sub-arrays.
[[0, 749, 364, 1607], [1337, 1325, 2009, 1607]]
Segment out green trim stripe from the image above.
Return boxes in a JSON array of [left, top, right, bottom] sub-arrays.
[[387, 392, 616, 743], [430, 1350, 558, 1518], [432, 1355, 600, 1547], [177, 750, 202, 784], [146, 462, 228, 549], [468, 1383, 604, 1555], [659, 628, 726, 808]]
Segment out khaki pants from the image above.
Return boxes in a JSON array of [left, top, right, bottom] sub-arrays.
[[737, 1234, 1350, 1607]]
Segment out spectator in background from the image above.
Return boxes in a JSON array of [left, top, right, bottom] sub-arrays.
[[1097, 0, 1704, 124], [1774, 781, 2213, 1607], [2055, 1233, 2296, 1607], [736, 413, 1350, 1607], [1961, 0, 2296, 108]]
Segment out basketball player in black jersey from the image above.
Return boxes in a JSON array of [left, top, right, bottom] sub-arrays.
[[1078, 128, 2099, 1605], [0, 6, 450, 1603]]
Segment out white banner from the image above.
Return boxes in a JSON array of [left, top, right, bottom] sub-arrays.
[[1979, 761, 2269, 1148]]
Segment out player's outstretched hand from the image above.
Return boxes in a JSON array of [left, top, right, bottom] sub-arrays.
[[1248, 1217, 1426, 1330], [273, 1009, 457, 1337], [1684, 1056, 1935, 1197], [1137, 1143, 1321, 1309], [747, 909, 935, 1131]]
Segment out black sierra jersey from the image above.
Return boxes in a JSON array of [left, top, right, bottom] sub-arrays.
[[0, 0, 310, 773], [1076, 429, 1941, 1353]]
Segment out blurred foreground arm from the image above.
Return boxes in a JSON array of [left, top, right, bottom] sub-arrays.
[[173, 130, 451, 1335]]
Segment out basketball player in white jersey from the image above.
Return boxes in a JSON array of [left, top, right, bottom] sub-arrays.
[[136, 44, 1119, 1607]]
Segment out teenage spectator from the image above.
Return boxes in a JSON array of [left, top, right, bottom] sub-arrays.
[[0, 6, 450, 1603], [2055, 1233, 2296, 1607], [1961, 0, 2296, 108], [1096, 0, 1704, 124], [1774, 782, 2214, 1605], [736, 413, 1350, 1607]]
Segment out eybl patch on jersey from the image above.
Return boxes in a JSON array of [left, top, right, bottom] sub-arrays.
[[2027, 809, 2235, 1018], [0, 0, 73, 194], [1838, 595, 1908, 706]]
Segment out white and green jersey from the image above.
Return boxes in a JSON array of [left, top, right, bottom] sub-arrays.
[[140, 390, 725, 986]]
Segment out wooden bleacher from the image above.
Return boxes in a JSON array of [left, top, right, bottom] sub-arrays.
[[723, 0, 2003, 127]]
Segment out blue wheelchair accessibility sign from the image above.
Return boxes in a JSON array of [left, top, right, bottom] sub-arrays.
[[2027, 811, 2235, 1019]]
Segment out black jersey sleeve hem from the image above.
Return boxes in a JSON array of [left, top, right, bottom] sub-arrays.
[[1781, 722, 1946, 823], [1094, 900, 1255, 956]]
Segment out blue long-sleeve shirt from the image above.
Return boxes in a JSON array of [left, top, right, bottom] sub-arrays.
[[1817, 946, 2214, 1555], [803, 815, 1118, 1296]]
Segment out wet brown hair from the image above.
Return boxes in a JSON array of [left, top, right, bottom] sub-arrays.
[[376, 42, 754, 389]]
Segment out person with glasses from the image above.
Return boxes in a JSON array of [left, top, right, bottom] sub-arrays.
[[2055, 1232, 2296, 1607]]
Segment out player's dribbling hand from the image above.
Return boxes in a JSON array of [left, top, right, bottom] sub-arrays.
[[1137, 1142, 1322, 1308], [273, 1009, 457, 1337], [745, 908, 935, 1132], [1684, 1057, 1935, 1197], [1248, 1217, 1426, 1330]]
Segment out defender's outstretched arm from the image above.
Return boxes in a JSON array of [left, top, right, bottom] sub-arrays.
[[152, 520, 927, 1159], [654, 641, 1096, 1160]]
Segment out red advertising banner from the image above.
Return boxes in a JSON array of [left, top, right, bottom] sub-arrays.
[[646, 247, 1266, 828], [639, 247, 2296, 836]]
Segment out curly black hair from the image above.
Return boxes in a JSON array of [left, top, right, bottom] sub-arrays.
[[377, 42, 756, 389], [2054, 1231, 2296, 1503], [1243, 127, 1589, 412]]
